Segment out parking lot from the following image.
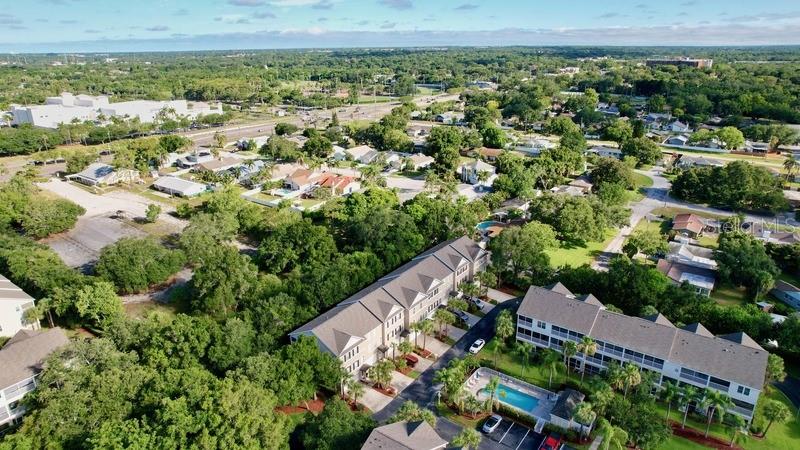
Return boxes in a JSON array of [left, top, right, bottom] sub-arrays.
[[482, 419, 544, 450]]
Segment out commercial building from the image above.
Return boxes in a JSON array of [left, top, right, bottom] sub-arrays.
[[646, 58, 713, 69], [516, 283, 767, 421], [290, 236, 488, 377], [0, 275, 40, 337], [0, 328, 69, 430], [10, 92, 222, 129]]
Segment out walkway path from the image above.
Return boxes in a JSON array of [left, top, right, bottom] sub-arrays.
[[588, 435, 603, 450]]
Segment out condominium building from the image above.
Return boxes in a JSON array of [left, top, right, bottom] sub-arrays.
[[10, 92, 222, 129], [290, 236, 488, 377], [0, 275, 40, 337], [516, 283, 768, 421], [0, 328, 69, 431]]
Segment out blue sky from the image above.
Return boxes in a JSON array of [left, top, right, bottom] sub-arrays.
[[1, 0, 799, 52]]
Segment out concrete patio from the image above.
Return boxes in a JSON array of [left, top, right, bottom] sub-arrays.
[[465, 367, 558, 422]]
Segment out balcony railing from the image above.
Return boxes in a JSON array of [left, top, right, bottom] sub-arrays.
[[729, 405, 755, 418], [599, 347, 623, 358], [680, 372, 709, 386], [708, 381, 730, 392], [517, 333, 548, 347]]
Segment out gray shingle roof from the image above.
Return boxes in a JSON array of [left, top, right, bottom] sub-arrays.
[[518, 285, 768, 388], [0, 275, 34, 302], [291, 236, 485, 356], [361, 421, 447, 450], [0, 328, 69, 389]]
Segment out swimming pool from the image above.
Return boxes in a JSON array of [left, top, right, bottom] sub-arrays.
[[476, 220, 503, 231], [486, 383, 540, 412]]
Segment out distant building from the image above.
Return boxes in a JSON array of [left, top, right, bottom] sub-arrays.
[[151, 176, 207, 197], [0, 275, 39, 337], [771, 280, 800, 310], [664, 135, 690, 146], [740, 222, 800, 246], [0, 328, 69, 429], [657, 259, 716, 296], [587, 146, 623, 160], [361, 421, 447, 450], [674, 154, 725, 169], [346, 145, 379, 165], [646, 58, 713, 69], [10, 92, 222, 129], [195, 157, 242, 174], [460, 160, 497, 185]]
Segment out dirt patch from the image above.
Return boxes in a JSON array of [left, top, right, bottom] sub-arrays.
[[275, 397, 325, 414], [372, 385, 396, 396], [670, 422, 740, 449]]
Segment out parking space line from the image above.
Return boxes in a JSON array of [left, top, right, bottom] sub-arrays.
[[515, 429, 530, 450], [498, 422, 514, 444]]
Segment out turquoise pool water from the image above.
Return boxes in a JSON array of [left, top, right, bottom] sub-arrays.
[[476, 220, 502, 231], [486, 383, 540, 412]]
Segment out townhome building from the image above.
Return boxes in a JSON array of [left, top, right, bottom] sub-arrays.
[[516, 283, 768, 422], [0, 328, 69, 432], [290, 236, 488, 378], [0, 275, 40, 337]]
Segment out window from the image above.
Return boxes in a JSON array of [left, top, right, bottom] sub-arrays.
[[537, 321, 546, 329], [518, 315, 533, 326], [737, 386, 751, 396]]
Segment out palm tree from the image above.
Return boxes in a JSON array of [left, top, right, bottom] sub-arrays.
[[606, 362, 625, 393], [494, 310, 514, 367], [597, 418, 628, 450], [661, 381, 681, 423], [680, 385, 700, 429], [398, 340, 414, 358], [410, 321, 421, 348], [369, 359, 394, 390], [452, 428, 482, 450], [621, 363, 641, 399], [573, 402, 596, 440], [515, 341, 534, 377], [784, 157, 798, 181], [727, 414, 747, 447], [484, 376, 500, 413], [346, 378, 365, 406], [417, 319, 434, 352], [542, 348, 563, 388], [703, 390, 732, 438], [433, 308, 455, 337], [762, 399, 791, 438], [562, 341, 578, 378], [577, 336, 597, 382]]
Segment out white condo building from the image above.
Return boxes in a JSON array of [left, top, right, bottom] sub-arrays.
[[0, 275, 40, 337], [10, 92, 222, 129], [516, 283, 767, 421]]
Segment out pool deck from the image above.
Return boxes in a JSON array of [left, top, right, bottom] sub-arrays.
[[464, 367, 557, 421]]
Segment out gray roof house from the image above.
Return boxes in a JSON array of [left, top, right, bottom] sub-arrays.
[[771, 280, 800, 310], [516, 284, 768, 421], [0, 328, 69, 427], [152, 176, 208, 197], [361, 421, 447, 450], [68, 163, 139, 186], [290, 236, 489, 377]]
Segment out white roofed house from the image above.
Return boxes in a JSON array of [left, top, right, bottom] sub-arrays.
[[406, 153, 434, 170], [516, 283, 768, 422], [290, 236, 489, 379], [68, 163, 140, 186], [587, 146, 623, 160], [346, 145, 380, 165], [664, 135, 690, 147], [0, 276, 40, 337], [152, 176, 208, 197], [668, 120, 691, 133], [460, 160, 497, 186], [0, 328, 69, 430]]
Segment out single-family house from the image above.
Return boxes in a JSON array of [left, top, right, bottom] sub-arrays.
[[346, 145, 379, 165], [666, 241, 717, 270], [596, 103, 620, 116], [176, 151, 213, 168], [290, 236, 488, 377], [657, 259, 716, 296], [672, 213, 706, 238], [588, 146, 623, 160], [477, 147, 503, 162], [771, 280, 800, 310], [68, 163, 139, 186], [435, 112, 465, 124], [195, 157, 242, 174], [567, 177, 593, 194], [285, 168, 324, 192], [0, 328, 69, 428], [331, 145, 348, 161], [317, 173, 360, 196], [668, 120, 691, 133], [460, 160, 497, 185], [674, 154, 725, 169], [406, 153, 434, 170], [152, 176, 208, 197], [361, 421, 447, 450], [516, 283, 767, 421], [0, 275, 39, 337], [743, 141, 770, 154], [664, 135, 689, 146], [516, 137, 556, 156], [643, 112, 672, 129], [740, 222, 800, 246]]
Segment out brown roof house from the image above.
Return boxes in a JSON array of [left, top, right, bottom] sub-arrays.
[[672, 213, 706, 238]]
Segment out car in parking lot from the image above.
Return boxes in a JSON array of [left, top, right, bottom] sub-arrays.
[[468, 339, 486, 354], [454, 309, 470, 322], [482, 414, 502, 433], [539, 432, 563, 450], [470, 296, 485, 310]]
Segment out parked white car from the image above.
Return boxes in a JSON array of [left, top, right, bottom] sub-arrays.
[[470, 296, 486, 310], [482, 414, 502, 433], [468, 339, 486, 354]]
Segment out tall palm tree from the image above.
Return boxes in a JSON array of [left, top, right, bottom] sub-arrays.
[[661, 381, 681, 423], [484, 376, 500, 413], [542, 349, 563, 388], [621, 363, 641, 399], [784, 157, 798, 181], [727, 414, 747, 447], [494, 310, 514, 367], [704, 390, 733, 438], [346, 378, 365, 406], [417, 319, 434, 352], [563, 341, 578, 378], [606, 363, 625, 393], [680, 385, 700, 429], [597, 418, 628, 450], [515, 341, 534, 377], [577, 336, 597, 382]]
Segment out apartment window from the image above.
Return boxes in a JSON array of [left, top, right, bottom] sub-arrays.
[[518, 315, 533, 327], [457, 265, 468, 275], [537, 321, 546, 330], [737, 386, 751, 396]]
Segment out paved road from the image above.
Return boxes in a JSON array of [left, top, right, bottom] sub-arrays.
[[592, 166, 798, 270], [775, 376, 800, 412], [373, 298, 522, 449]]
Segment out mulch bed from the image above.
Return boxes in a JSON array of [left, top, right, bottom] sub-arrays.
[[275, 398, 325, 414], [372, 385, 396, 396], [669, 421, 740, 449], [396, 365, 414, 375], [415, 348, 433, 359]]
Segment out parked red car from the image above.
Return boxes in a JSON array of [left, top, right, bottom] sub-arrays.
[[539, 433, 563, 450]]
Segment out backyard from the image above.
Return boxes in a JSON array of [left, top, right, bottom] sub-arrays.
[[545, 229, 617, 268]]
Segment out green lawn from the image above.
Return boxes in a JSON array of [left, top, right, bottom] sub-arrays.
[[475, 338, 567, 391], [545, 229, 617, 268], [658, 436, 709, 450], [710, 283, 748, 307], [777, 271, 800, 287], [634, 172, 654, 188]]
